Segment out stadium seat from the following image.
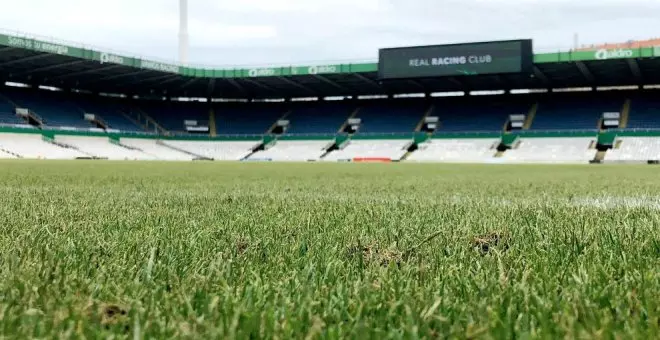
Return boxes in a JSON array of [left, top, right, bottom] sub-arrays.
[[0, 95, 23, 125], [74, 95, 144, 132], [0, 133, 88, 159], [627, 98, 660, 129], [605, 137, 660, 161], [532, 94, 622, 130], [434, 97, 531, 132], [119, 138, 193, 161], [54, 136, 156, 160], [215, 103, 286, 135], [285, 102, 355, 134], [139, 101, 210, 133], [248, 140, 332, 161], [162, 140, 260, 160], [407, 138, 498, 163], [323, 139, 411, 161], [357, 99, 427, 133], [4, 89, 90, 128], [501, 137, 597, 163]]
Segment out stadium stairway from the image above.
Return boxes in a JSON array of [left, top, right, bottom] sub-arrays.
[[209, 108, 217, 136], [120, 110, 149, 132], [619, 99, 631, 129], [415, 104, 435, 132], [267, 110, 292, 134], [522, 103, 538, 130], [337, 107, 361, 133], [0, 146, 21, 158], [156, 140, 211, 160], [0, 94, 23, 125], [44, 135, 98, 159], [127, 107, 170, 135]]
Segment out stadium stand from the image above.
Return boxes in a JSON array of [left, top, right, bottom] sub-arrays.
[[285, 102, 354, 134], [0, 133, 88, 159], [323, 139, 411, 162], [3, 88, 90, 129], [531, 93, 622, 130], [216, 103, 286, 134], [119, 138, 193, 161], [0, 94, 22, 125], [248, 140, 332, 161], [161, 140, 259, 160], [605, 137, 660, 162], [139, 100, 209, 133], [627, 97, 660, 129], [1, 32, 660, 164], [54, 136, 155, 160], [434, 97, 532, 132], [501, 137, 597, 163], [408, 138, 498, 163], [357, 99, 427, 133], [74, 95, 144, 132]]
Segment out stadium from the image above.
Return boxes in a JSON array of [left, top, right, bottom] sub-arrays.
[[1, 1, 660, 338]]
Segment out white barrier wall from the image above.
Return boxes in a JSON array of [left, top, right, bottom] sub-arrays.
[[249, 140, 330, 161], [408, 138, 497, 163], [0, 133, 87, 159], [606, 137, 660, 161], [55, 136, 155, 160], [324, 139, 411, 161], [120, 138, 193, 161], [501, 137, 597, 163], [162, 140, 259, 161]]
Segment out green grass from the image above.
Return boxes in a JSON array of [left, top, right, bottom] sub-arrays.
[[0, 160, 659, 339]]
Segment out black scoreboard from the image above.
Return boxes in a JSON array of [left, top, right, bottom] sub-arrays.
[[378, 40, 533, 79]]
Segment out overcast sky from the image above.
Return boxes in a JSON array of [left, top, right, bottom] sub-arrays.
[[1, 0, 659, 66]]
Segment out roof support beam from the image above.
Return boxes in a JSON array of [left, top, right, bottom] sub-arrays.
[[407, 80, 426, 92], [115, 74, 179, 87], [575, 61, 595, 83], [446, 77, 466, 90], [0, 53, 52, 67], [10, 60, 87, 77], [243, 79, 282, 96], [93, 70, 154, 82], [277, 76, 316, 96], [226, 79, 249, 97], [311, 74, 347, 92], [52, 65, 123, 80], [207, 79, 216, 97], [353, 73, 383, 91], [533, 65, 550, 86], [627, 58, 643, 83], [178, 77, 198, 90]]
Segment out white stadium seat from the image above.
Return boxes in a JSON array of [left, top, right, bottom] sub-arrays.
[[55, 136, 155, 160], [324, 139, 411, 161], [501, 137, 597, 163], [0, 133, 87, 159], [162, 140, 260, 161], [606, 137, 660, 162], [120, 138, 193, 161], [407, 138, 497, 163], [249, 140, 331, 161]]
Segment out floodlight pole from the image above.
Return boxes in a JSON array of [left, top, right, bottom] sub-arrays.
[[179, 0, 189, 65]]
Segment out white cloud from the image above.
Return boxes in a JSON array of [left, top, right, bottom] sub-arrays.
[[1, 0, 659, 65]]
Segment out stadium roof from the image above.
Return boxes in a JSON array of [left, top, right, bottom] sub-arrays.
[[1, 32, 659, 99]]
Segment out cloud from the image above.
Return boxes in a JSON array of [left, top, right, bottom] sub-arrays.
[[1, 0, 659, 65]]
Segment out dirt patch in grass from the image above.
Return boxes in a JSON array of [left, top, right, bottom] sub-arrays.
[[472, 232, 509, 255], [347, 243, 403, 267]]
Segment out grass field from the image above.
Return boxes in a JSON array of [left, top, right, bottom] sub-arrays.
[[0, 160, 659, 339]]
